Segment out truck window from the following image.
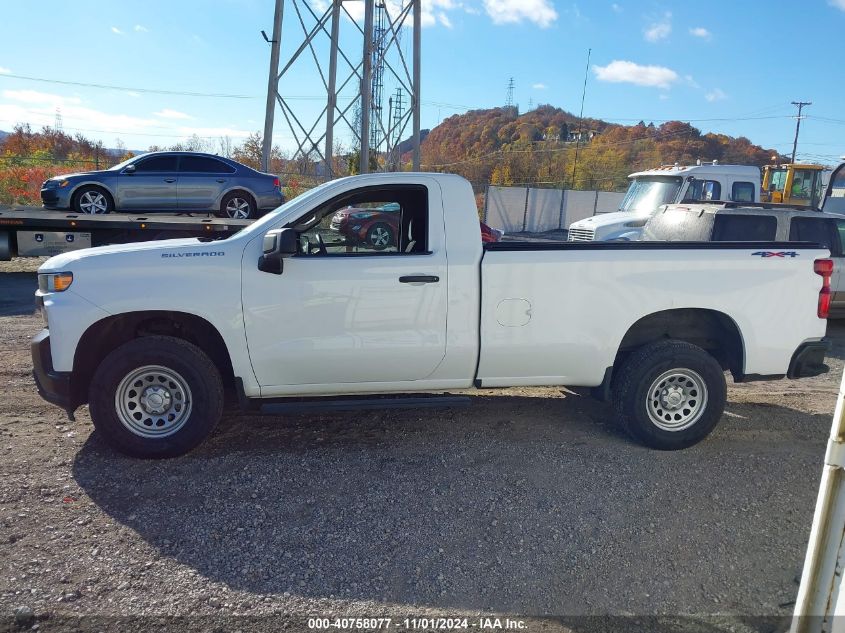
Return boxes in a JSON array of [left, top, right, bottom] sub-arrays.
[[686, 180, 722, 202], [712, 215, 776, 241], [789, 217, 838, 252], [790, 170, 817, 202], [731, 182, 756, 202], [836, 220, 845, 256], [292, 185, 428, 256]]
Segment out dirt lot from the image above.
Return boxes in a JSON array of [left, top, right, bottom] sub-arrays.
[[0, 258, 842, 632]]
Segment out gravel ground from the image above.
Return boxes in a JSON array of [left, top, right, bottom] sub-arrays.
[[0, 257, 842, 632]]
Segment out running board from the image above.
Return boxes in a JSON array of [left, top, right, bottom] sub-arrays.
[[255, 394, 471, 415]]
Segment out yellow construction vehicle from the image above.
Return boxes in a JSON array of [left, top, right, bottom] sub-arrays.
[[761, 163, 827, 208]]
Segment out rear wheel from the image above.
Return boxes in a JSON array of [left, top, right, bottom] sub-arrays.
[[220, 191, 256, 219], [88, 335, 224, 458], [74, 186, 113, 214], [611, 340, 726, 450]]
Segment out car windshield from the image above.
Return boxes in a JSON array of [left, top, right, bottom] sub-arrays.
[[108, 154, 148, 171], [619, 177, 683, 214]]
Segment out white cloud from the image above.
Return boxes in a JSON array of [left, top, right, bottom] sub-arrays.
[[483, 0, 558, 27], [0, 66, 10, 74], [705, 88, 727, 102], [644, 12, 671, 42], [134, 24, 148, 32], [438, 11, 453, 27], [830, 0, 845, 10], [689, 26, 711, 39], [593, 60, 678, 89], [611, 3, 622, 12], [111, 26, 124, 35], [532, 83, 547, 90], [154, 108, 193, 120], [3, 89, 82, 106], [126, 91, 141, 98]]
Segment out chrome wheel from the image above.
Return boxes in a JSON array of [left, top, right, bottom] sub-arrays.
[[79, 190, 108, 214], [368, 225, 391, 249], [646, 368, 708, 432], [114, 365, 192, 438], [225, 196, 252, 219]]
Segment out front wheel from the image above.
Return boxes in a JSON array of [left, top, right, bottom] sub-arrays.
[[74, 186, 113, 214], [611, 340, 727, 450], [88, 335, 224, 458]]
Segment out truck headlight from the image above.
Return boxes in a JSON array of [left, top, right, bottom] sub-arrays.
[[38, 272, 73, 293]]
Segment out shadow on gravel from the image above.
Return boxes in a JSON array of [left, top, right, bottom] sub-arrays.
[[826, 320, 845, 362], [72, 394, 828, 616], [0, 272, 37, 317]]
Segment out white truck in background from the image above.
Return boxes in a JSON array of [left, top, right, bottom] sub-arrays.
[[31, 172, 831, 458], [567, 163, 761, 242]]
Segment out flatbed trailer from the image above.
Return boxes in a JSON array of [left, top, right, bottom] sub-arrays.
[[0, 206, 252, 260]]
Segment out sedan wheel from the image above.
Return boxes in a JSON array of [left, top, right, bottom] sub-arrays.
[[78, 190, 109, 214], [225, 196, 252, 219]]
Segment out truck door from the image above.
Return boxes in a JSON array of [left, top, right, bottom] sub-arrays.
[[241, 183, 448, 389]]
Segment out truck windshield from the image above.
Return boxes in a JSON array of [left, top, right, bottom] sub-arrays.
[[619, 177, 682, 213]]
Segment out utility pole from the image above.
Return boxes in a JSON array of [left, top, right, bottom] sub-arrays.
[[261, 0, 285, 172], [790, 100, 812, 165]]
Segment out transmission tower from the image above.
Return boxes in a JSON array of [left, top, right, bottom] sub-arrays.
[[54, 107, 63, 133], [369, 2, 387, 154], [386, 87, 405, 170], [261, 0, 422, 176], [505, 77, 515, 109]]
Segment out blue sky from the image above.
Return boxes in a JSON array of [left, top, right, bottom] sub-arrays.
[[1, 0, 844, 164]]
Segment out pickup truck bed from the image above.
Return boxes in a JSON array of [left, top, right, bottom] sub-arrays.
[[30, 173, 831, 457]]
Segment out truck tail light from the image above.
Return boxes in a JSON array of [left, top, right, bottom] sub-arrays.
[[273, 177, 281, 189], [815, 258, 833, 319]]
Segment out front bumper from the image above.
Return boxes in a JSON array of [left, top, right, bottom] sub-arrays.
[[31, 329, 74, 413], [40, 187, 72, 209], [787, 339, 830, 379]]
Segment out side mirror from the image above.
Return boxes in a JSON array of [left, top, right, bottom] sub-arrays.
[[123, 164, 136, 174], [258, 228, 298, 275]]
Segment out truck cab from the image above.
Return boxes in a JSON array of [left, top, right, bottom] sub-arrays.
[[567, 163, 761, 242], [762, 163, 828, 209]]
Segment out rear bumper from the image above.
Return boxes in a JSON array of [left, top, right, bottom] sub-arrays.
[[31, 329, 74, 412], [787, 339, 830, 379]]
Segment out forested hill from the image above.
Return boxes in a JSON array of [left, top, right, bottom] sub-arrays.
[[419, 105, 785, 191]]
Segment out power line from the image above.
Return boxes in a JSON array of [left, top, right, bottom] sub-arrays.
[[0, 73, 258, 99]]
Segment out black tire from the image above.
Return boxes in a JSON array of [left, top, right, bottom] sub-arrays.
[[611, 340, 727, 450], [219, 191, 256, 219], [73, 186, 113, 214], [366, 222, 394, 250], [88, 335, 224, 458]]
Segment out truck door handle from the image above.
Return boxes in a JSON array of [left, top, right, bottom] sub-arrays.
[[216, 178, 226, 183], [164, 178, 176, 183], [399, 275, 439, 284]]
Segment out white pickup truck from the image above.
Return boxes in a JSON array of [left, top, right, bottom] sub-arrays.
[[32, 173, 832, 458]]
